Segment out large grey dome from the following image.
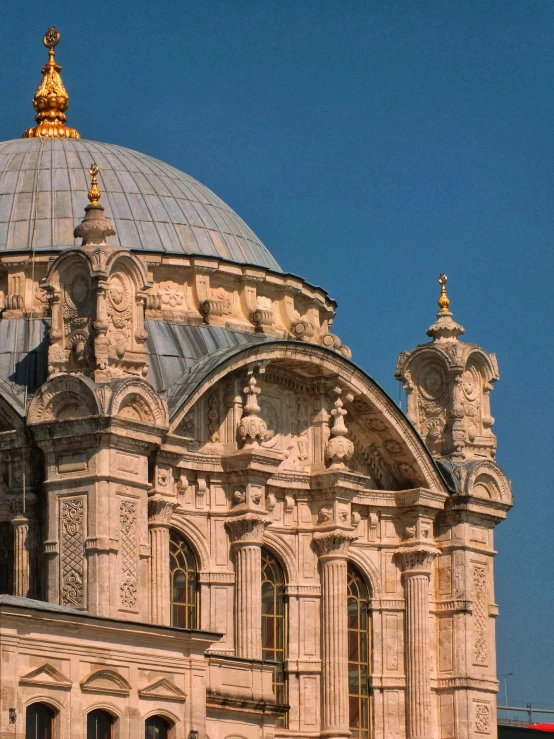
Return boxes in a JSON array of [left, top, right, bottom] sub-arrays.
[[0, 138, 281, 271]]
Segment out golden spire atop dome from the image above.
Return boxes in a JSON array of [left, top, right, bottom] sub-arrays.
[[88, 164, 101, 206], [22, 28, 80, 139], [437, 273, 450, 313]]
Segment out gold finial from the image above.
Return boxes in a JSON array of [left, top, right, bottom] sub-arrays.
[[437, 273, 450, 313], [22, 28, 80, 139], [88, 164, 101, 206]]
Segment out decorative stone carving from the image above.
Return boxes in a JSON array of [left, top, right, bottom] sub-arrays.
[[119, 500, 137, 610], [396, 275, 499, 461], [475, 704, 491, 734], [237, 375, 267, 446], [473, 565, 488, 666], [225, 512, 269, 545], [61, 498, 85, 608], [324, 389, 354, 468], [207, 390, 220, 442], [148, 497, 178, 525], [313, 527, 357, 560]]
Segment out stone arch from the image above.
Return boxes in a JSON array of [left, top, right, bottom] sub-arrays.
[[106, 250, 150, 291], [466, 460, 513, 504], [348, 547, 382, 597], [80, 668, 132, 695], [24, 694, 65, 713], [262, 531, 298, 583], [142, 708, 180, 724], [168, 341, 446, 492], [83, 701, 122, 718], [169, 515, 211, 572], [28, 374, 100, 425], [110, 378, 168, 428]]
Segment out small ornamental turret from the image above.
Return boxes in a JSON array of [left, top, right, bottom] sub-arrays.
[[74, 164, 116, 246], [22, 28, 80, 139], [396, 275, 499, 462], [324, 388, 354, 468]]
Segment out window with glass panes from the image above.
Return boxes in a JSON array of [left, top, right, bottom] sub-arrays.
[[261, 548, 287, 724], [169, 532, 198, 628], [348, 565, 371, 739], [26, 703, 54, 739]]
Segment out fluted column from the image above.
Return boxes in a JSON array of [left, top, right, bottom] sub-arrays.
[[148, 497, 178, 626], [11, 514, 31, 597], [397, 547, 437, 739], [226, 512, 269, 659], [313, 528, 357, 739]]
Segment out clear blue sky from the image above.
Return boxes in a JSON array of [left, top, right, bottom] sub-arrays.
[[2, 0, 553, 711]]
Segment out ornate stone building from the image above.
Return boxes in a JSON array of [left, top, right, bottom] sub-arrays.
[[0, 29, 512, 739]]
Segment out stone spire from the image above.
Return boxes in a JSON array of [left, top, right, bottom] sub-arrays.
[[74, 164, 116, 246], [22, 28, 80, 139], [396, 275, 499, 461]]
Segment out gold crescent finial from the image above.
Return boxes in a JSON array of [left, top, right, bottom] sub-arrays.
[[437, 273, 450, 313], [88, 164, 101, 206], [22, 28, 80, 139]]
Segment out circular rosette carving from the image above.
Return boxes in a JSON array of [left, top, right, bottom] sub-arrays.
[[109, 275, 130, 312], [462, 364, 480, 402], [419, 362, 446, 400]]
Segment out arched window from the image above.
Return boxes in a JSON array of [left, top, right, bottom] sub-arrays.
[[170, 531, 198, 628], [348, 564, 371, 739], [145, 715, 171, 739], [26, 703, 54, 739], [0, 522, 14, 595], [261, 548, 287, 725], [87, 709, 114, 739]]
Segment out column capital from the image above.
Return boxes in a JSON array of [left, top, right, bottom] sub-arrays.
[[148, 496, 178, 526], [313, 526, 358, 561], [395, 544, 438, 577], [225, 511, 269, 546]]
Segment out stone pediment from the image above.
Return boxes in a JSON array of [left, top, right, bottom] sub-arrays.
[[80, 669, 131, 696], [20, 663, 72, 690], [139, 677, 187, 703]]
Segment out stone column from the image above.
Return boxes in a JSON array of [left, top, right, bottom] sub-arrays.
[[11, 514, 31, 597], [226, 512, 269, 659], [313, 528, 357, 739], [148, 497, 178, 626], [397, 547, 437, 739]]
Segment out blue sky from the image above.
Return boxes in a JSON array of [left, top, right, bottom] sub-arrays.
[[2, 0, 553, 712]]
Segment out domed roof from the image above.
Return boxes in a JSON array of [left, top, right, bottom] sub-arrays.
[[0, 138, 281, 271]]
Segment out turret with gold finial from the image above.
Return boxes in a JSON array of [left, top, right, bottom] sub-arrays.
[[22, 27, 80, 139], [74, 164, 116, 246], [425, 273, 464, 342]]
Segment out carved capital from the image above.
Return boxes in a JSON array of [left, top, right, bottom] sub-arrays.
[[148, 496, 178, 526], [396, 545, 438, 576], [225, 512, 269, 546], [313, 527, 358, 560]]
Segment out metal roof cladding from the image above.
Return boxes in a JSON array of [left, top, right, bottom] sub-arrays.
[[0, 138, 282, 272]]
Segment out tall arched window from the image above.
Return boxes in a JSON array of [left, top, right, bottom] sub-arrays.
[[170, 531, 198, 628], [26, 703, 54, 739], [145, 715, 171, 739], [0, 522, 14, 595], [87, 709, 114, 739], [261, 548, 287, 725], [348, 564, 371, 739]]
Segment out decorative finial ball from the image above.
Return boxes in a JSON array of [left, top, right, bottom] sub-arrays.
[[43, 27, 60, 50], [438, 273, 448, 287]]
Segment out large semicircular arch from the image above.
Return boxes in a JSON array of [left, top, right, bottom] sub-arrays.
[[167, 340, 448, 492]]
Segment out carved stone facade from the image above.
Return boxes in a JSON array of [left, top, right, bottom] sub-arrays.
[[0, 56, 513, 739]]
